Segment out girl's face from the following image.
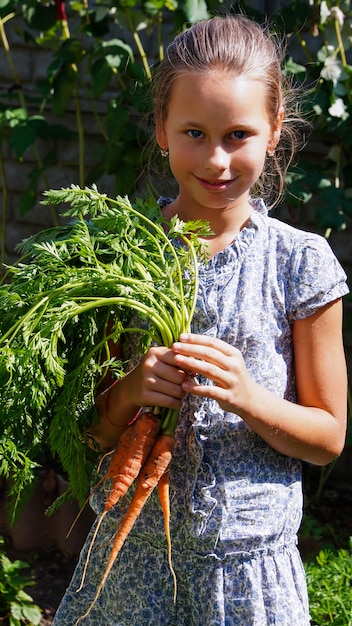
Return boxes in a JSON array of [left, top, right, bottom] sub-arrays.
[[157, 71, 282, 220]]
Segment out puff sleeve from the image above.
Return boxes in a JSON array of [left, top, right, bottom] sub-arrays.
[[287, 234, 349, 322]]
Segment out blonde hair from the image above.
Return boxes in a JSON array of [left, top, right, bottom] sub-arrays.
[[152, 15, 306, 207]]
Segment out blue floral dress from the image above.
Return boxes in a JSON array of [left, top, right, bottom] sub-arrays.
[[53, 199, 348, 625]]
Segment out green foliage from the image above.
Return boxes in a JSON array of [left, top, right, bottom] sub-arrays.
[[0, 185, 211, 519], [270, 0, 352, 233], [304, 538, 352, 625], [0, 537, 42, 626], [300, 512, 331, 544]]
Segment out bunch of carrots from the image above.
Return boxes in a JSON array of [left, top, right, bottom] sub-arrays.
[[0, 185, 211, 616], [74, 410, 175, 622]]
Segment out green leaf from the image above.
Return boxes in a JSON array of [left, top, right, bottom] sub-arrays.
[[84, 8, 111, 36], [315, 185, 347, 230], [19, 186, 37, 215], [0, 0, 17, 15], [54, 38, 86, 65], [91, 58, 113, 96], [22, 1, 57, 30], [9, 120, 36, 157], [105, 99, 130, 138], [305, 541, 352, 626], [179, 0, 209, 23], [20, 603, 42, 624], [10, 596, 42, 625], [100, 38, 134, 62], [283, 57, 307, 80], [114, 7, 149, 32], [341, 195, 352, 219], [52, 64, 78, 116]]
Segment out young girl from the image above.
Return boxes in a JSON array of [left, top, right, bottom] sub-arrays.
[[53, 15, 348, 625]]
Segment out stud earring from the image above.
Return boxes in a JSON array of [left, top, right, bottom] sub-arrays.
[[160, 148, 169, 158], [267, 148, 275, 157]]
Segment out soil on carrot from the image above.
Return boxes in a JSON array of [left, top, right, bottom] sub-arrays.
[[3, 466, 352, 625]]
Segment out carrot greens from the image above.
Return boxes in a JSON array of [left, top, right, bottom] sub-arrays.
[[0, 185, 210, 521]]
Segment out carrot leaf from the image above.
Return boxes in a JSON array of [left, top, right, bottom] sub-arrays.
[[0, 185, 211, 519]]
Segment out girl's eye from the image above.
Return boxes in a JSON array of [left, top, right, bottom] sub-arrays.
[[187, 129, 204, 139], [231, 130, 248, 140]]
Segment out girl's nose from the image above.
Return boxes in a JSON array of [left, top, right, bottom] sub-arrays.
[[204, 144, 230, 171]]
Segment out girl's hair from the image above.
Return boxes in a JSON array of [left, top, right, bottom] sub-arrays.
[[152, 14, 307, 208]]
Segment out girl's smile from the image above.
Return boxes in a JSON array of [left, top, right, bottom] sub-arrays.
[[157, 71, 281, 226], [196, 176, 237, 191]]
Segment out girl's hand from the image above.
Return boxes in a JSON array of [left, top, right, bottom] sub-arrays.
[[91, 346, 187, 450], [124, 345, 188, 411], [172, 333, 253, 415]]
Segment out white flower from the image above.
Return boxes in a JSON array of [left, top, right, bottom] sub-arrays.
[[330, 6, 345, 27], [320, 0, 331, 24], [328, 98, 349, 119], [321, 56, 343, 85], [320, 2, 345, 26]]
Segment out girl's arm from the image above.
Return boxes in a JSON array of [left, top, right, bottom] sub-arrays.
[[173, 299, 347, 465]]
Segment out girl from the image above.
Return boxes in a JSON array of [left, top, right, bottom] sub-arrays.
[[53, 15, 348, 625]]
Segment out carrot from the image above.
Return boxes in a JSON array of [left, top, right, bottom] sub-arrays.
[[157, 465, 177, 602], [102, 411, 161, 509], [76, 411, 161, 591], [76, 433, 175, 624]]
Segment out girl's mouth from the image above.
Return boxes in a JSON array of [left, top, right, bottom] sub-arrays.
[[196, 177, 234, 191]]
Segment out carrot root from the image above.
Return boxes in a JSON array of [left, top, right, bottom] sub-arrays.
[[65, 474, 106, 540], [75, 433, 175, 624], [76, 510, 107, 593], [75, 411, 161, 595], [157, 465, 177, 602]]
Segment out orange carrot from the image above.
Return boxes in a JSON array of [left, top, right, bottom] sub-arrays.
[[102, 411, 161, 509], [76, 433, 175, 624], [157, 465, 177, 602], [76, 411, 161, 592]]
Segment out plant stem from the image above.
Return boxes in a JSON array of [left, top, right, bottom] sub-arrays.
[[125, 8, 151, 80], [0, 15, 25, 109], [161, 408, 179, 435], [334, 18, 347, 67], [59, 15, 85, 187], [74, 84, 85, 188], [0, 296, 49, 344], [157, 10, 164, 61], [0, 143, 8, 271]]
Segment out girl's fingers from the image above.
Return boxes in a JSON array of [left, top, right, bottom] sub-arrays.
[[143, 346, 188, 383], [173, 334, 239, 374], [172, 334, 251, 413], [178, 333, 236, 356], [132, 346, 188, 407]]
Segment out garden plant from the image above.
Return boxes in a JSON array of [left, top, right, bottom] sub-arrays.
[[0, 537, 42, 626]]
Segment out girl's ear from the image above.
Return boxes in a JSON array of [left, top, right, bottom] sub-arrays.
[[268, 107, 284, 153], [156, 122, 168, 153]]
